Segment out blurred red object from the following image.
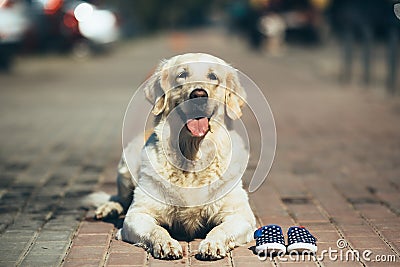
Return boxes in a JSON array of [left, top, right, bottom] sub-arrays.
[[63, 10, 78, 32], [43, 0, 63, 15], [0, 0, 15, 9]]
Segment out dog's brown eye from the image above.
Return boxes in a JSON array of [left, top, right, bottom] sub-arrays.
[[208, 73, 218, 81], [177, 71, 188, 79]]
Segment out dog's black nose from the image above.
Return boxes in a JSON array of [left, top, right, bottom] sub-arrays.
[[189, 89, 208, 99]]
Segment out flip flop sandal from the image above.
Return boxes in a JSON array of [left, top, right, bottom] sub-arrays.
[[287, 226, 318, 253], [254, 224, 287, 254]]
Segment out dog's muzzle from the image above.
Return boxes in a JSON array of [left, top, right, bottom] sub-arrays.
[[185, 88, 210, 137]]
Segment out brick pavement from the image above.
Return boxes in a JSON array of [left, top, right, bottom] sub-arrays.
[[0, 29, 399, 266]]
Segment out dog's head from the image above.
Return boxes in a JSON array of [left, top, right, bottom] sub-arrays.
[[144, 53, 246, 138]]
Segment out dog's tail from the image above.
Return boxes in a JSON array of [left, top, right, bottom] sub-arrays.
[[82, 191, 111, 208]]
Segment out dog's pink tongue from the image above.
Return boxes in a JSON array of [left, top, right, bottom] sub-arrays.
[[186, 118, 209, 137]]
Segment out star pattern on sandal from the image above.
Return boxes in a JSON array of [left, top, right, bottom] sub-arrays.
[[254, 224, 286, 254], [287, 226, 317, 246], [255, 224, 285, 246]]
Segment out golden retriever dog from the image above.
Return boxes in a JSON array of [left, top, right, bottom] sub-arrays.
[[90, 53, 256, 260]]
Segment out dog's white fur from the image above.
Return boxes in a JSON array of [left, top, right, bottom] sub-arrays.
[[90, 53, 256, 260]]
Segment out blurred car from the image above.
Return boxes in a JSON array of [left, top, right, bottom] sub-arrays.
[[30, 0, 120, 57], [0, 0, 30, 70], [64, 1, 120, 57], [0, 0, 120, 70]]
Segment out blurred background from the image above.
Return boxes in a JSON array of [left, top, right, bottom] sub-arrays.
[[1, 0, 399, 92]]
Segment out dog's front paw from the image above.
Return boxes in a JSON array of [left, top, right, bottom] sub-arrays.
[[152, 238, 183, 260], [95, 201, 123, 219], [198, 239, 227, 260]]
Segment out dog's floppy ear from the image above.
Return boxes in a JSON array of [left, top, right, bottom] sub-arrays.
[[144, 60, 169, 116], [225, 70, 246, 120]]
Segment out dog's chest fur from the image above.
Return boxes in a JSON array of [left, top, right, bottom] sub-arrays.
[[160, 154, 225, 187], [146, 130, 230, 188]]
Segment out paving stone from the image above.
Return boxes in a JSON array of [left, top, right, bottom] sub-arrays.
[[233, 256, 272, 266], [0, 173, 16, 187], [9, 218, 44, 231], [36, 230, 74, 242], [312, 231, 341, 243], [45, 218, 81, 232], [72, 234, 110, 247], [109, 240, 140, 254], [0, 242, 27, 262], [231, 245, 256, 257], [347, 236, 392, 250], [20, 253, 64, 267], [0, 240, 29, 252], [28, 241, 70, 255], [0, 230, 36, 240], [0, 213, 15, 227], [190, 257, 231, 266], [321, 261, 364, 266], [106, 252, 146, 265], [67, 246, 107, 260], [62, 259, 102, 267], [0, 260, 17, 266], [77, 221, 114, 235]]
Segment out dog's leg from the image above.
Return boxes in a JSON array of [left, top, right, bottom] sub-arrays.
[[95, 156, 135, 219], [198, 215, 254, 260], [198, 189, 256, 260], [118, 210, 183, 260]]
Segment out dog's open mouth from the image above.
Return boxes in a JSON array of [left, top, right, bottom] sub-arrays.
[[185, 117, 209, 137]]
